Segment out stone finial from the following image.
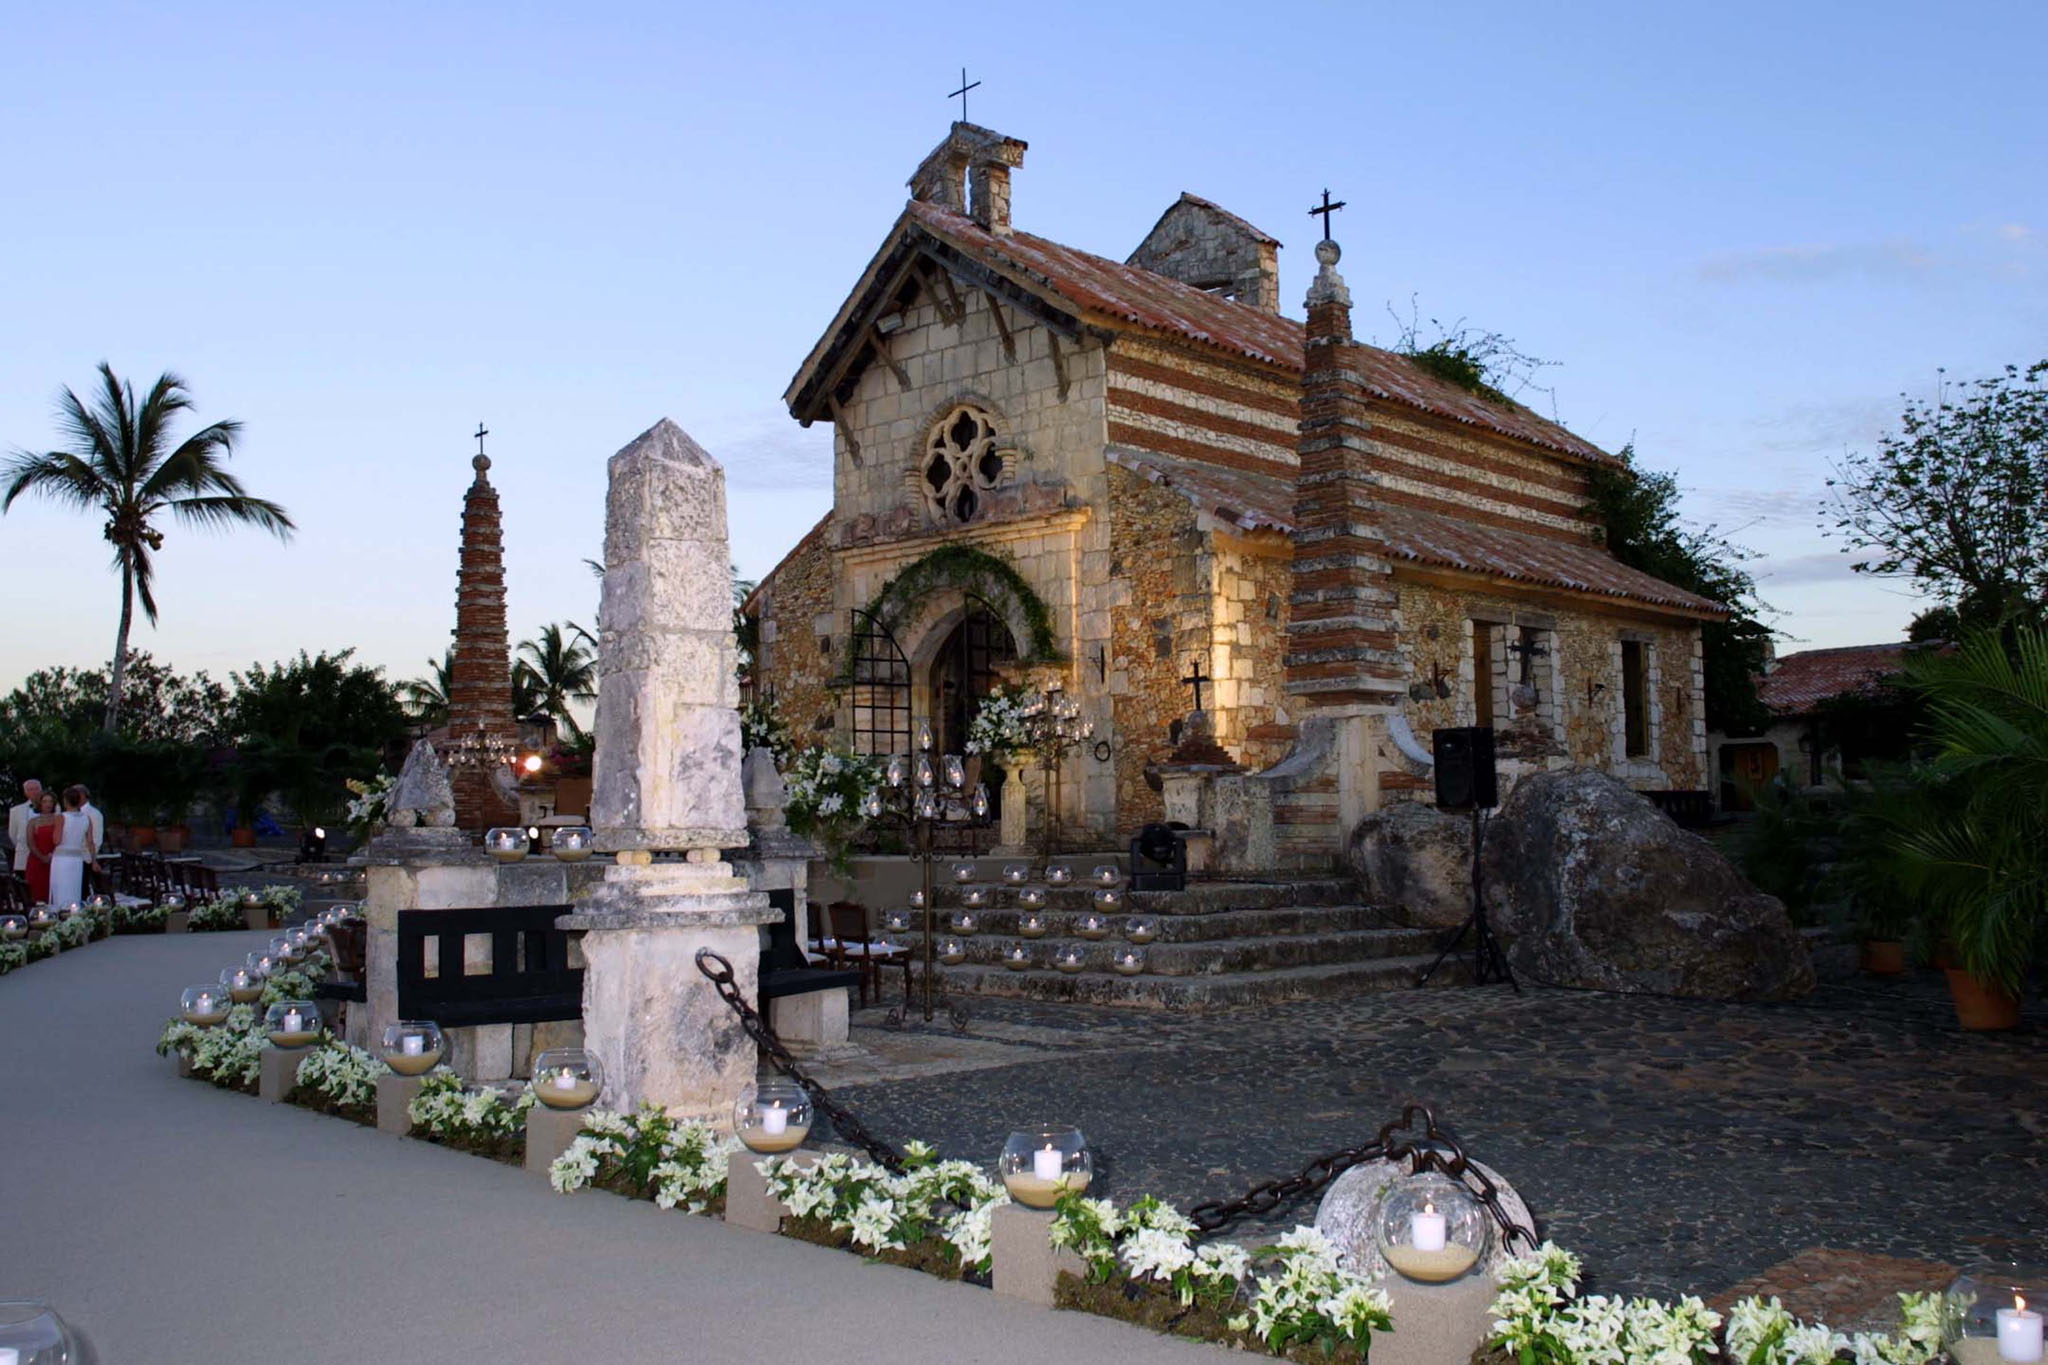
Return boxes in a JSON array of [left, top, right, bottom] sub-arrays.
[[590, 418, 749, 853], [1305, 238, 1353, 314], [386, 740, 457, 829], [741, 745, 789, 831]]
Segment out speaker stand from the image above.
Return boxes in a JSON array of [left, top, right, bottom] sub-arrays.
[[1416, 807, 1519, 991]]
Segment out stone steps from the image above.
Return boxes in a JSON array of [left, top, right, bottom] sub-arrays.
[[957, 902, 1390, 943], [948, 924, 1439, 976], [923, 951, 1469, 1009]]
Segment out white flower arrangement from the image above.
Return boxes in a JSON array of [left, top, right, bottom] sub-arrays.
[[344, 772, 395, 837], [407, 1070, 534, 1144], [757, 1144, 1011, 1274], [963, 684, 1036, 758], [546, 1104, 737, 1212], [186, 895, 248, 932], [294, 1040, 389, 1112], [0, 940, 26, 975], [1237, 1226, 1393, 1358], [53, 914, 96, 950]]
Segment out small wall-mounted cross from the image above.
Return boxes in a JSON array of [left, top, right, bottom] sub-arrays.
[[1182, 655, 1212, 713], [1308, 188, 1346, 241], [473, 422, 489, 456], [948, 67, 981, 122]]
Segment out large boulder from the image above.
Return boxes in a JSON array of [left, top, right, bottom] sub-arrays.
[[1483, 768, 1813, 1000], [1347, 800, 1475, 929]]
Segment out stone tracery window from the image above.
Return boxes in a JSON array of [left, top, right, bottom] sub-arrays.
[[921, 405, 1008, 524]]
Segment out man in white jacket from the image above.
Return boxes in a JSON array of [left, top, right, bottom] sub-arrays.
[[8, 778, 43, 872], [77, 786, 105, 854]]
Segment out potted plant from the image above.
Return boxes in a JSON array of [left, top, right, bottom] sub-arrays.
[[153, 744, 205, 853]]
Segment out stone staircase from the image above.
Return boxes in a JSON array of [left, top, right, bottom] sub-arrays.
[[918, 878, 1467, 1010]]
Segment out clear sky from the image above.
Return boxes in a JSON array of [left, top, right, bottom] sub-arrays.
[[3, 1, 2042, 696]]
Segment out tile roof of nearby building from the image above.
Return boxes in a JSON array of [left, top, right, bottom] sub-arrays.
[[905, 200, 1619, 466], [1758, 643, 1914, 715], [1136, 192, 1283, 248], [1108, 446, 1726, 617]]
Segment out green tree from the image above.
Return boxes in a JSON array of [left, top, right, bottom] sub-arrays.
[[513, 623, 597, 736], [228, 650, 409, 827], [1826, 362, 2048, 634], [2, 364, 294, 731], [1587, 450, 1775, 734], [399, 653, 454, 728]]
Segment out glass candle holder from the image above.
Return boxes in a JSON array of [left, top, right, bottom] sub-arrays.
[[1016, 886, 1047, 910], [160, 893, 187, 914], [1003, 944, 1031, 971], [1075, 914, 1108, 940], [533, 1048, 603, 1109], [939, 938, 966, 965], [951, 912, 980, 936], [884, 908, 915, 935], [286, 927, 313, 956], [381, 1021, 446, 1076], [951, 862, 977, 884], [916, 718, 935, 752], [915, 791, 939, 820], [1018, 912, 1047, 939], [886, 754, 908, 788], [999, 1125, 1092, 1208], [1092, 865, 1122, 888], [859, 789, 883, 819], [484, 827, 527, 863], [316, 870, 336, 887], [268, 934, 297, 964], [1053, 945, 1087, 974], [239, 890, 266, 911], [1375, 1171, 1490, 1284], [735, 1078, 813, 1154], [220, 966, 263, 1004], [264, 999, 322, 1048], [1113, 948, 1146, 976], [0, 1301, 82, 1363], [57, 902, 81, 920], [27, 908, 56, 933], [970, 783, 990, 820], [943, 754, 967, 790], [1092, 889, 1122, 912], [1948, 1266, 2048, 1360], [86, 893, 114, 912], [961, 887, 990, 909], [180, 985, 232, 1026], [1002, 864, 1029, 885], [0, 915, 25, 941], [1044, 865, 1073, 887], [915, 754, 937, 790], [551, 826, 595, 862], [908, 888, 926, 909]]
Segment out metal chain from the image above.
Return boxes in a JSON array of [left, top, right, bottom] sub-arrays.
[[1188, 1140, 1390, 1233], [694, 949, 906, 1173]]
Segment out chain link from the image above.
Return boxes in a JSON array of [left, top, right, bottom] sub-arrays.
[[694, 949, 906, 1173]]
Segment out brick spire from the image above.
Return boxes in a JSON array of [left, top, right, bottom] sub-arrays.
[[447, 451, 519, 831], [1285, 238, 1403, 708]]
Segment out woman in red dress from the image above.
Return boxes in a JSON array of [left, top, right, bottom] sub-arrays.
[[25, 791, 58, 905]]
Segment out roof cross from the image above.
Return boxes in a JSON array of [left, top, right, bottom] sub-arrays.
[[473, 422, 489, 457], [948, 67, 981, 123], [1308, 188, 1347, 241], [1182, 655, 1212, 713]]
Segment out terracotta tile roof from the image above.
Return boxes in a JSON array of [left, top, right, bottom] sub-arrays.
[[1758, 643, 1913, 715], [1378, 508, 1726, 616], [1110, 446, 1725, 617], [905, 200, 1618, 466]]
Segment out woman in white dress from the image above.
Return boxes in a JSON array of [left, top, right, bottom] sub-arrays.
[[46, 784, 96, 909]]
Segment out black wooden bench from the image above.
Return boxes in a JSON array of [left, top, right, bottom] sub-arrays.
[[396, 904, 583, 1026], [1644, 789, 1716, 830], [757, 888, 862, 1004]]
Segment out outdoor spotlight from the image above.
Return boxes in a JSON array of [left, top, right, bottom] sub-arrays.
[[298, 826, 327, 862], [521, 753, 544, 775], [526, 825, 543, 855]]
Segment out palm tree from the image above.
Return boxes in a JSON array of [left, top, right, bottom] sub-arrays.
[[514, 622, 598, 737], [3, 364, 294, 731], [400, 652, 454, 728]]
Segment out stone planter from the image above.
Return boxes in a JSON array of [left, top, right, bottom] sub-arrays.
[[1859, 939, 1907, 976], [1945, 968, 2020, 1031], [155, 825, 188, 853]]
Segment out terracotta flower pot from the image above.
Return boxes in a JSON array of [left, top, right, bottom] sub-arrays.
[[230, 827, 257, 848], [155, 826, 187, 854], [129, 826, 157, 849], [1859, 940, 1907, 976], [1944, 968, 2021, 1031]]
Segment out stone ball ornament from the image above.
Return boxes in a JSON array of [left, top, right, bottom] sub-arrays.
[[1314, 1155, 1534, 1285]]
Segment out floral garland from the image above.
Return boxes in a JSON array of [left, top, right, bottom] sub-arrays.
[[1486, 1241, 1959, 1365], [112, 901, 169, 934], [186, 895, 248, 932], [756, 1141, 1010, 1275], [548, 1105, 735, 1212]]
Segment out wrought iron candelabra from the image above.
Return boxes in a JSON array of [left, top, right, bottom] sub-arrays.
[[859, 717, 990, 1031]]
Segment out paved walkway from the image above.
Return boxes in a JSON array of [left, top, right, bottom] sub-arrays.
[[0, 931, 1225, 1365]]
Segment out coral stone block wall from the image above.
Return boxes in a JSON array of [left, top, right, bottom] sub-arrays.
[[748, 516, 839, 748]]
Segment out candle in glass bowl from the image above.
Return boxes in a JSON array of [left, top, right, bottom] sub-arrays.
[[939, 938, 966, 965], [1114, 950, 1145, 976], [1044, 865, 1072, 887], [403, 1035, 424, 1056], [1017, 886, 1047, 910], [1004, 945, 1030, 970], [761, 1101, 790, 1136], [1076, 915, 1108, 939], [1092, 865, 1120, 888], [961, 887, 989, 909], [1410, 1201, 1448, 1252], [1032, 1144, 1062, 1182], [2001, 1296, 2044, 1363], [1002, 864, 1029, 885], [952, 862, 976, 884], [1018, 913, 1047, 939]]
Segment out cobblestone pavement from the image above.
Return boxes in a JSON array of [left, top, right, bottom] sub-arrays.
[[834, 974, 2043, 1302]]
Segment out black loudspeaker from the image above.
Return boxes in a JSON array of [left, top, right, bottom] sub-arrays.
[[1432, 726, 1498, 810]]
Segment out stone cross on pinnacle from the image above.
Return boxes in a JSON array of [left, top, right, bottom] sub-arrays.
[[1182, 656, 1212, 713], [948, 67, 981, 122], [473, 422, 489, 457], [1308, 189, 1346, 241]]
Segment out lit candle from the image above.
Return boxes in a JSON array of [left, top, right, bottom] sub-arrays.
[[282, 1008, 303, 1033], [402, 1035, 425, 1057], [2000, 1295, 2044, 1363], [554, 1068, 578, 1091], [1411, 1200, 1447, 1252], [762, 1101, 789, 1136], [1032, 1144, 1063, 1183]]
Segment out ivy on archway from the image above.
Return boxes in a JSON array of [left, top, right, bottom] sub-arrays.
[[853, 544, 1061, 675]]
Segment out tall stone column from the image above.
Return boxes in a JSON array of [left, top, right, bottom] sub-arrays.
[[560, 419, 776, 1122], [447, 453, 520, 832]]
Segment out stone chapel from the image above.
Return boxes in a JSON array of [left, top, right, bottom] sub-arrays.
[[747, 122, 1723, 867]]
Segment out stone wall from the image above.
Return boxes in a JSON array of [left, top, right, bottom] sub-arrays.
[[1365, 406, 1600, 543], [1124, 195, 1281, 313], [1107, 337, 1298, 477], [1106, 463, 1204, 833], [750, 515, 839, 748]]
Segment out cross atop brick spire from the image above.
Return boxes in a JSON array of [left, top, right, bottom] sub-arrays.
[[447, 448, 520, 832]]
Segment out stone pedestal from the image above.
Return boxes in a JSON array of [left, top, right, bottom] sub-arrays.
[[995, 767, 1029, 854], [724, 1147, 823, 1233], [243, 903, 272, 932], [165, 911, 189, 934], [375, 1073, 425, 1135], [990, 1203, 1086, 1307], [1368, 1272, 1498, 1365], [560, 859, 776, 1121], [258, 1045, 309, 1103], [769, 987, 849, 1050], [524, 1104, 590, 1175], [173, 1051, 197, 1079]]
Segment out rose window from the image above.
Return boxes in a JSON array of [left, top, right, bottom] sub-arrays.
[[921, 405, 1008, 524]]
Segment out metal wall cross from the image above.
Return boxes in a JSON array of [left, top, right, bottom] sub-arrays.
[[1308, 188, 1347, 241], [1182, 656, 1212, 713], [473, 422, 489, 456], [948, 67, 981, 122]]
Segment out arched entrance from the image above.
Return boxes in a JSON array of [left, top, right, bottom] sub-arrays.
[[929, 601, 1018, 807]]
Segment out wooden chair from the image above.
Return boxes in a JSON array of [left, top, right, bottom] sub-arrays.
[[823, 900, 910, 1009], [186, 865, 221, 899]]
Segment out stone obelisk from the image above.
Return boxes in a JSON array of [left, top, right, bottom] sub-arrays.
[[448, 452, 520, 832], [560, 419, 775, 1120]]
